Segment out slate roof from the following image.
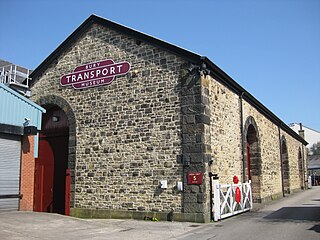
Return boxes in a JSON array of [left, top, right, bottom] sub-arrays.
[[308, 155, 320, 170], [27, 14, 307, 145]]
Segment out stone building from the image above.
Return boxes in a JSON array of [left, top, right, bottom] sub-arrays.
[[24, 15, 307, 222]]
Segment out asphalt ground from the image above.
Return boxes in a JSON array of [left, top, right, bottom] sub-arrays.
[[0, 186, 319, 240]]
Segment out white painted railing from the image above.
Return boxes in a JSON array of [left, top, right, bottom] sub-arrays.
[[213, 179, 253, 221], [0, 64, 31, 96], [0, 64, 30, 87]]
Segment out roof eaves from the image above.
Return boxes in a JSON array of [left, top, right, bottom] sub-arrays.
[[202, 57, 308, 145], [29, 15, 96, 83], [0, 83, 46, 113], [91, 15, 203, 63], [29, 14, 202, 84], [26, 14, 307, 146]]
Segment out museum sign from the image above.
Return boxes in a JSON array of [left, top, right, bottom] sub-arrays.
[[60, 59, 131, 89]]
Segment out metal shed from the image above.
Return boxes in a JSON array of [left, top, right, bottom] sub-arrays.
[[0, 83, 45, 211]]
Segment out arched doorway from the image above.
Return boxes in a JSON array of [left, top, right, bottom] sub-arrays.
[[244, 117, 261, 202], [298, 148, 303, 189], [281, 137, 290, 195], [34, 105, 69, 214]]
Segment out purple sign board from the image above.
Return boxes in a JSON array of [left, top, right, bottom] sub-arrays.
[[60, 59, 131, 89]]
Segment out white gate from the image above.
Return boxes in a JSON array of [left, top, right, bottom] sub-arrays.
[[212, 178, 253, 221]]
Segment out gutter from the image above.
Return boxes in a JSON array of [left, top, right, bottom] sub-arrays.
[[25, 14, 307, 147], [201, 57, 308, 146]]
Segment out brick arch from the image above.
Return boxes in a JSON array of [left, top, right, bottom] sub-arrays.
[[244, 116, 261, 202], [281, 135, 290, 194], [35, 95, 77, 208]]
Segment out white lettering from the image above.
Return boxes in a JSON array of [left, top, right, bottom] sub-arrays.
[[84, 72, 89, 80], [66, 76, 71, 83], [71, 75, 76, 82], [96, 69, 101, 77], [110, 66, 115, 74], [77, 74, 83, 81], [85, 62, 101, 70], [102, 68, 108, 76], [117, 64, 123, 72]]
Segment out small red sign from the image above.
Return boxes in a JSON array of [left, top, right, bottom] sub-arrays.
[[60, 59, 131, 89], [235, 187, 241, 203], [187, 172, 203, 185]]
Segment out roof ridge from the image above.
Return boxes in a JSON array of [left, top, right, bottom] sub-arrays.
[[27, 14, 307, 146]]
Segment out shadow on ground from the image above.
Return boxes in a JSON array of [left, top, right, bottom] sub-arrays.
[[264, 206, 320, 234], [308, 225, 320, 233], [264, 207, 320, 222]]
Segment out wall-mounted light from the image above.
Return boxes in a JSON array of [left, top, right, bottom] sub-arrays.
[[52, 116, 60, 122], [24, 118, 30, 126]]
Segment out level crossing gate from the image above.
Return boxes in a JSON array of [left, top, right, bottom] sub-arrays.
[[212, 177, 253, 221]]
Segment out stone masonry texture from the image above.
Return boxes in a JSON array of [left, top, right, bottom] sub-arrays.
[[207, 75, 307, 203], [29, 20, 307, 222], [31, 24, 186, 214]]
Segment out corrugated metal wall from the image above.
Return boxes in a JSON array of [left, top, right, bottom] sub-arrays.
[[0, 133, 21, 212], [0, 84, 46, 211], [0, 83, 45, 130], [0, 83, 46, 157]]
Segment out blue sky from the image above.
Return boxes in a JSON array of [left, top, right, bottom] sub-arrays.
[[1, 0, 319, 130]]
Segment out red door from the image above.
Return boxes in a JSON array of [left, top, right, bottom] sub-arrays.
[[34, 137, 54, 212], [35, 106, 70, 215], [65, 168, 71, 216]]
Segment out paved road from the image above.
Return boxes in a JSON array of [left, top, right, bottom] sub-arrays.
[[0, 187, 319, 240], [179, 186, 320, 240]]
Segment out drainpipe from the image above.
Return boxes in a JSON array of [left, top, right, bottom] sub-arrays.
[[278, 125, 285, 197], [299, 123, 306, 189], [208, 172, 215, 221], [239, 92, 245, 183]]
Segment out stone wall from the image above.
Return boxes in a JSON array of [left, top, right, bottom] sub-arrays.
[[242, 103, 306, 200], [29, 20, 307, 222], [179, 72, 212, 222], [206, 74, 307, 203], [208, 76, 242, 183], [243, 101, 283, 200], [31, 24, 187, 214], [281, 130, 307, 191]]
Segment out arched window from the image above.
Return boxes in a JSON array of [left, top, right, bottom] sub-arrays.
[[244, 116, 261, 202], [298, 148, 303, 189], [281, 136, 290, 194]]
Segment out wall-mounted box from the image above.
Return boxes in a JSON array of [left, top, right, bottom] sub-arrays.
[[160, 180, 167, 189]]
